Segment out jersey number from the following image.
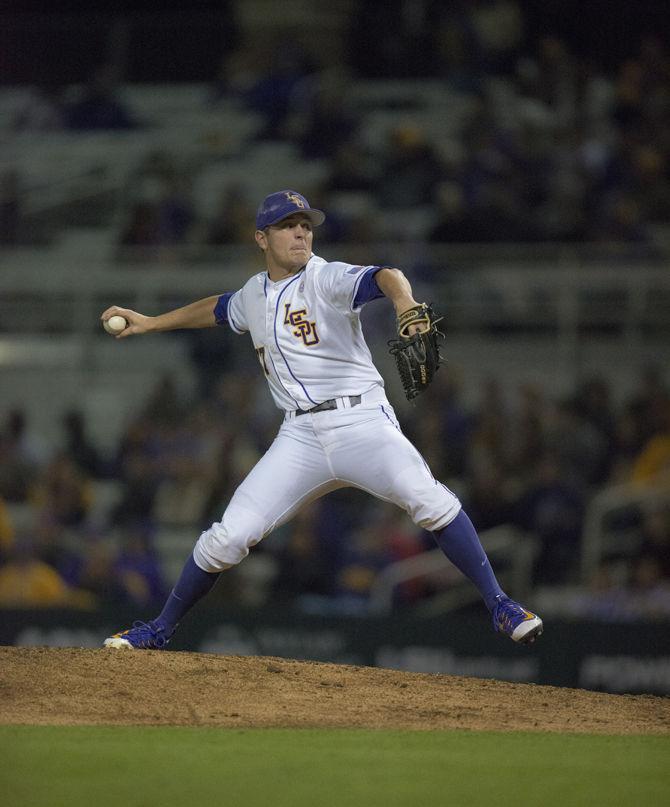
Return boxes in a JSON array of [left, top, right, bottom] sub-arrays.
[[284, 304, 319, 346]]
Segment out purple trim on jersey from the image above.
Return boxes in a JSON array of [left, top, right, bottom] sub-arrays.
[[214, 292, 234, 326], [352, 266, 386, 310], [273, 271, 318, 406], [266, 346, 300, 408], [215, 292, 245, 333], [263, 275, 268, 298]]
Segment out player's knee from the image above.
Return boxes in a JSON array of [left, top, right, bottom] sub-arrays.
[[194, 504, 267, 571], [392, 468, 461, 531]]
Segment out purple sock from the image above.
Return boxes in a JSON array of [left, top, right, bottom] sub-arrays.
[[433, 510, 505, 612], [154, 553, 220, 633]]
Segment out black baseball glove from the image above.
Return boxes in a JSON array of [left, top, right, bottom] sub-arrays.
[[388, 303, 445, 400]]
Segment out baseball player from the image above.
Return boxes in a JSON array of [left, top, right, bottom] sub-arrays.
[[103, 190, 543, 650]]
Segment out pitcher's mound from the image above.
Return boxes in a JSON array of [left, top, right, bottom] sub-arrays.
[[1, 646, 668, 734]]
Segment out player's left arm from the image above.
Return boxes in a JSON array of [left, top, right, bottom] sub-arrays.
[[374, 268, 426, 336]]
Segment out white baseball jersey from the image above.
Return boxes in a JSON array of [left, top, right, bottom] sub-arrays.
[[215, 254, 385, 411]]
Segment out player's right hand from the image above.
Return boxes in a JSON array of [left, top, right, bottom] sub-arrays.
[[100, 306, 153, 339]]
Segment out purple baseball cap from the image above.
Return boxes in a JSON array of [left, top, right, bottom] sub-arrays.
[[256, 190, 326, 230]]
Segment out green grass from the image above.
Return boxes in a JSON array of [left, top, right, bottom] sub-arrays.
[[1, 726, 668, 807]]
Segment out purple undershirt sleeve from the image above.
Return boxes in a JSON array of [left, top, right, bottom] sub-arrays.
[[352, 266, 387, 309]]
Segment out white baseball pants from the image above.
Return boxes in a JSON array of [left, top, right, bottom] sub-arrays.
[[193, 387, 461, 572]]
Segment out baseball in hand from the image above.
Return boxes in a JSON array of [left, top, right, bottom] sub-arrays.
[[103, 315, 128, 335]]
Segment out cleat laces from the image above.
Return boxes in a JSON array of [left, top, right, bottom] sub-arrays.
[[492, 597, 535, 635], [122, 620, 170, 649]]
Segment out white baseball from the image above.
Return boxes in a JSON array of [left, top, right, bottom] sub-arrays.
[[104, 315, 128, 335]]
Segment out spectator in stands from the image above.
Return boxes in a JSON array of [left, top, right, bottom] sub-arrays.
[[271, 506, 331, 603], [433, 4, 485, 92], [513, 452, 585, 584], [464, 460, 516, 532], [61, 410, 102, 478], [65, 64, 139, 131], [0, 496, 14, 555], [628, 366, 669, 446], [209, 45, 266, 105], [376, 125, 443, 209], [334, 508, 427, 611], [334, 523, 393, 612], [120, 151, 196, 255], [203, 185, 255, 245], [609, 403, 648, 483], [68, 540, 129, 606], [458, 118, 543, 242], [0, 409, 45, 503], [151, 419, 215, 528], [405, 407, 447, 482], [0, 537, 92, 608], [378, 509, 431, 604], [432, 371, 473, 479], [517, 36, 579, 124], [544, 399, 609, 488], [325, 142, 376, 194], [467, 0, 524, 76], [630, 393, 670, 487], [468, 378, 512, 474], [234, 44, 314, 140], [119, 201, 160, 249], [32, 453, 93, 529], [508, 383, 547, 476], [156, 176, 196, 246], [289, 69, 359, 160], [141, 374, 186, 426], [114, 527, 167, 607], [591, 191, 651, 244], [112, 418, 162, 528], [611, 59, 646, 134], [428, 181, 486, 243], [573, 378, 617, 445]]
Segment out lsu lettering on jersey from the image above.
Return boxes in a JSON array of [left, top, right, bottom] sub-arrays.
[[214, 255, 386, 412]]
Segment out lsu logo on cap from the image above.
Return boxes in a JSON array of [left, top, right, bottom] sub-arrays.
[[286, 192, 306, 209]]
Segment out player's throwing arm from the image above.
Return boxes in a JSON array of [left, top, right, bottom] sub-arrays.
[[100, 295, 222, 339]]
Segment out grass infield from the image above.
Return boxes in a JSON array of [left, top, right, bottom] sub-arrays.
[[1, 726, 668, 807]]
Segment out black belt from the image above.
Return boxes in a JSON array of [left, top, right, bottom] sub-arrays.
[[295, 395, 362, 416]]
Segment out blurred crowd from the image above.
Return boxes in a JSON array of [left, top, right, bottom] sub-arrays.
[[3, 1, 670, 252], [0, 364, 668, 619]]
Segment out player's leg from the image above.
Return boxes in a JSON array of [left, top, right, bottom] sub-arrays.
[[327, 403, 542, 643], [105, 418, 339, 649], [433, 510, 542, 642], [325, 403, 500, 604]]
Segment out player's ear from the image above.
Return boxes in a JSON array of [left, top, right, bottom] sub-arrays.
[[255, 229, 267, 251]]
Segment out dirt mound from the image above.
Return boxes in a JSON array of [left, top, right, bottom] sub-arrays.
[[1, 646, 669, 734]]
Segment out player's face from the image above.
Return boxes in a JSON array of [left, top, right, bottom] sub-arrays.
[[256, 214, 314, 277]]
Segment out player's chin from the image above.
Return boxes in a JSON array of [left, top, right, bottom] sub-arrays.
[[288, 250, 309, 266]]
